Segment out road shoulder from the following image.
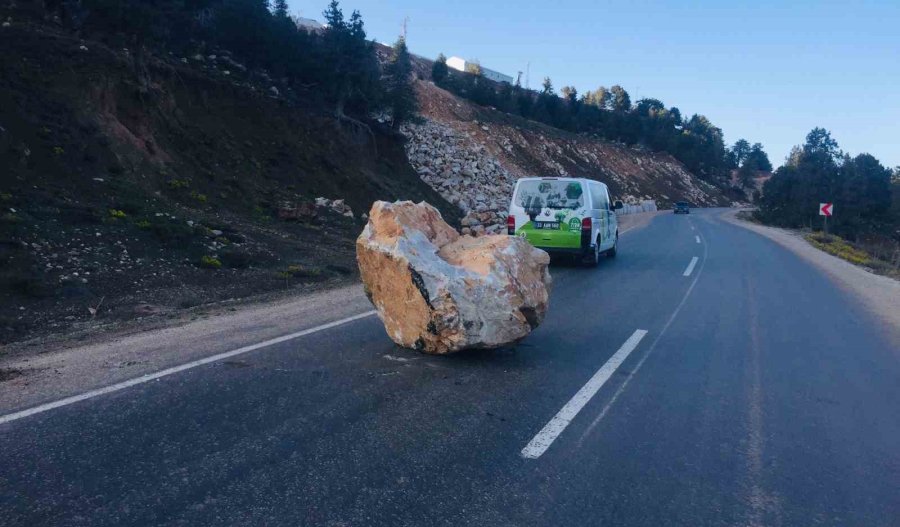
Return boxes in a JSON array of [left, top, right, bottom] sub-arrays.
[[0, 283, 372, 414]]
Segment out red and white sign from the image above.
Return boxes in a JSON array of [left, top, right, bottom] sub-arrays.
[[819, 203, 833, 217]]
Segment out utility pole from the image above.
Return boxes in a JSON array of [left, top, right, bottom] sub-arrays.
[[401, 16, 409, 40], [516, 71, 523, 87], [525, 61, 531, 90]]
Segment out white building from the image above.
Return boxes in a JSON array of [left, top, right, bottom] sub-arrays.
[[296, 17, 324, 32], [446, 56, 513, 84]]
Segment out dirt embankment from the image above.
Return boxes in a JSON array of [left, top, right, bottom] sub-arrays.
[[0, 23, 459, 345], [399, 80, 731, 233]]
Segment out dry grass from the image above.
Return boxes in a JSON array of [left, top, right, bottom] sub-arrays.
[[805, 232, 900, 279]]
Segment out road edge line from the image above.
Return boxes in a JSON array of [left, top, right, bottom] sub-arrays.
[[0, 310, 377, 426]]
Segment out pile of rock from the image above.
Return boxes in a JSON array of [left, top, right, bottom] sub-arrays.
[[315, 197, 354, 218], [357, 201, 552, 354], [401, 120, 515, 234]]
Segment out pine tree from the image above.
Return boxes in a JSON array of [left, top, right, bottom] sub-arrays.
[[273, 0, 288, 18], [731, 139, 751, 167], [431, 53, 449, 84], [541, 77, 554, 95], [321, 1, 382, 118], [609, 85, 631, 113], [385, 36, 418, 129], [745, 143, 772, 172]]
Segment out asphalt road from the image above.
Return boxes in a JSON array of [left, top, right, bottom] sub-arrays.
[[2, 209, 898, 526]]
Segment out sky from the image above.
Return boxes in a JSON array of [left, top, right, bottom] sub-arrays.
[[289, 0, 900, 169]]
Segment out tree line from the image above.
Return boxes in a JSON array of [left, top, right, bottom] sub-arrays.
[[34, 0, 776, 190], [757, 128, 898, 241], [37, 0, 417, 129], [431, 55, 770, 187]]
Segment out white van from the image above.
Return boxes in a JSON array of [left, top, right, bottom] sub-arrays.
[[506, 177, 623, 266]]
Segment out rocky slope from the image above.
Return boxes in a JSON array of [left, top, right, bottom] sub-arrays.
[[0, 22, 459, 345], [401, 81, 730, 232]]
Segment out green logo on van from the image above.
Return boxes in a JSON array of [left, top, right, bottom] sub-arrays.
[[568, 218, 581, 231]]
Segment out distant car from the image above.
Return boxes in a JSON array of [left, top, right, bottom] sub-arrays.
[[674, 201, 691, 214]]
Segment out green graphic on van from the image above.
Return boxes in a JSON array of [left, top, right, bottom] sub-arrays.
[[512, 207, 584, 249]]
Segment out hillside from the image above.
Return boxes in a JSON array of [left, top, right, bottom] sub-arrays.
[[400, 81, 732, 233], [0, 22, 458, 344], [2, 17, 732, 346]]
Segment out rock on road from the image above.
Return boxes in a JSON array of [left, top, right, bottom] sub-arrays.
[[1, 209, 898, 526]]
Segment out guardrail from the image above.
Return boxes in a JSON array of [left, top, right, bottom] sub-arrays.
[[618, 200, 658, 215]]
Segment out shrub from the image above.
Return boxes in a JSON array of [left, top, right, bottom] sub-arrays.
[[135, 219, 151, 229], [285, 264, 321, 278], [190, 191, 208, 203], [805, 233, 872, 265], [167, 179, 190, 190], [199, 255, 222, 269], [220, 248, 253, 269], [0, 213, 21, 224], [108, 209, 127, 219], [148, 221, 193, 243], [53, 146, 65, 155]]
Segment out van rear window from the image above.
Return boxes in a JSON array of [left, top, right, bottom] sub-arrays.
[[514, 180, 584, 210]]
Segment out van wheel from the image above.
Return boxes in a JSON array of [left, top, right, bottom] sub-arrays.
[[585, 241, 600, 267], [607, 234, 618, 258]]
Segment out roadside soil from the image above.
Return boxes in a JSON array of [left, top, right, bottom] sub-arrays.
[[0, 211, 662, 414], [726, 209, 900, 340]]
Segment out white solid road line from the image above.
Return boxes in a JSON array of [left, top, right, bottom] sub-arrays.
[[0, 310, 378, 426], [695, 235, 701, 244], [521, 329, 649, 459], [683, 256, 699, 277]]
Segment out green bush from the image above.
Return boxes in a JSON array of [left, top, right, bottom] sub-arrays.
[[285, 264, 321, 278], [199, 255, 222, 269], [167, 179, 190, 190], [108, 209, 127, 219], [805, 233, 872, 265]]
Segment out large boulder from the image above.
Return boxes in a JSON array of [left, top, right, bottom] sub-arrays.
[[357, 201, 552, 354]]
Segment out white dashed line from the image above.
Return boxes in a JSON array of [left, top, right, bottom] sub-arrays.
[[695, 235, 701, 244], [0, 311, 378, 425], [521, 329, 649, 459], [683, 256, 699, 277]]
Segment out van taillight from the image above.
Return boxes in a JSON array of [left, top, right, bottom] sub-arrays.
[[507, 215, 516, 235], [581, 217, 592, 230]]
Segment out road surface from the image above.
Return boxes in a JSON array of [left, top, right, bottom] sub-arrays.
[[1, 209, 898, 526]]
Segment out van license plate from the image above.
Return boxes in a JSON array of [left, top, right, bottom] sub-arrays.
[[534, 221, 559, 230]]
